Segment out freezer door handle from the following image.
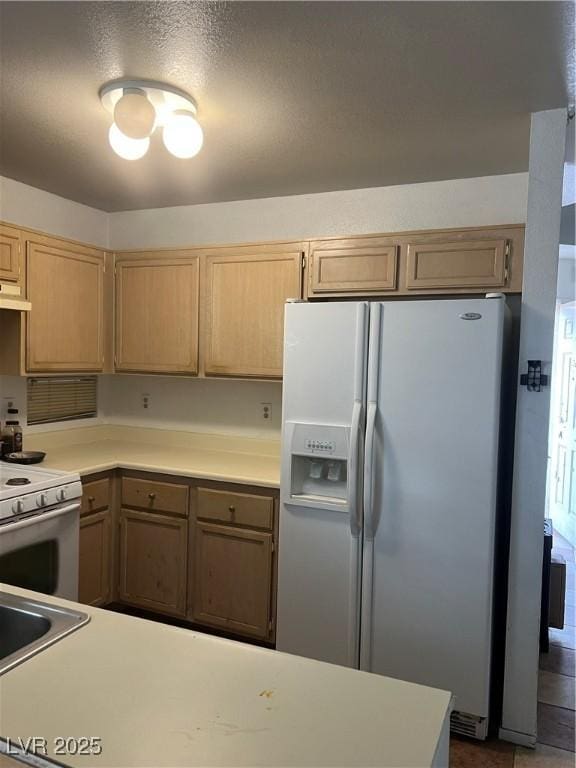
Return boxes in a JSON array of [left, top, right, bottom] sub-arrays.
[[348, 399, 363, 536], [363, 303, 381, 542]]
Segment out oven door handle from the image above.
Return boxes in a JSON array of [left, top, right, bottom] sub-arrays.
[[0, 502, 80, 534]]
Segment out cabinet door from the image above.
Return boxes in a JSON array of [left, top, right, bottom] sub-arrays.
[[0, 224, 22, 283], [308, 238, 398, 296], [405, 238, 508, 290], [79, 510, 110, 606], [116, 256, 199, 373], [119, 509, 188, 617], [193, 522, 273, 640], [26, 240, 104, 371], [203, 249, 302, 377]]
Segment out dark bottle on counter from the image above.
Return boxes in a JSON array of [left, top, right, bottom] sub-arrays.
[[1, 408, 23, 455]]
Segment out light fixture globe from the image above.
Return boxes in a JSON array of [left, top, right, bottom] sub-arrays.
[[113, 89, 156, 139], [108, 123, 150, 160], [162, 111, 204, 159], [100, 79, 202, 160]]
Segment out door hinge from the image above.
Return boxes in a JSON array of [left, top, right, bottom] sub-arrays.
[[302, 254, 306, 269], [520, 360, 549, 392], [504, 242, 510, 283], [268, 620, 273, 632], [271, 540, 275, 553]]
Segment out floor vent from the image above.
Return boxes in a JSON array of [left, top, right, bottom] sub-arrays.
[[450, 711, 488, 740]]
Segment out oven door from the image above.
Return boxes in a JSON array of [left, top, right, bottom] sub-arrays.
[[0, 502, 80, 600]]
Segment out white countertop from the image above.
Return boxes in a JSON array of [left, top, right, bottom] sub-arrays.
[[24, 425, 281, 488], [0, 586, 451, 768]]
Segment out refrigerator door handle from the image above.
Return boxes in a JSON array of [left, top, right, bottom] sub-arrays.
[[363, 303, 381, 542], [360, 303, 381, 672], [348, 399, 363, 537], [348, 301, 368, 537], [363, 401, 377, 540]]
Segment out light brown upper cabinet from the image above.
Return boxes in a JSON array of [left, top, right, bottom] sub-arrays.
[[405, 237, 508, 291], [26, 238, 105, 372], [115, 253, 199, 374], [308, 237, 398, 297], [0, 223, 23, 284], [305, 226, 524, 298], [202, 245, 304, 378]]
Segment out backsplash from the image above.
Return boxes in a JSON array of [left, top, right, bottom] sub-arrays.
[[0, 376, 27, 424], [99, 375, 282, 438], [0, 374, 282, 439]]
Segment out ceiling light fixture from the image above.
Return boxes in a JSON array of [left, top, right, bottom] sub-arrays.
[[99, 79, 203, 161]]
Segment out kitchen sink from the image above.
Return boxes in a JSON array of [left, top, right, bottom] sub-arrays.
[[0, 592, 89, 675]]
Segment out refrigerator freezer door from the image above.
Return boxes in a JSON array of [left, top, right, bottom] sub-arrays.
[[277, 301, 367, 667], [361, 298, 505, 721]]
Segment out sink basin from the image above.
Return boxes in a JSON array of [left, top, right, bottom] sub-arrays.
[[0, 592, 89, 675]]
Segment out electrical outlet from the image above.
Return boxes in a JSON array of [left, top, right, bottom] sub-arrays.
[[261, 402, 272, 421], [142, 393, 150, 410]]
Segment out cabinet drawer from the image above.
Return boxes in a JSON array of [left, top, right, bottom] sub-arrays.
[[121, 477, 189, 516], [81, 479, 110, 516], [197, 488, 273, 530]]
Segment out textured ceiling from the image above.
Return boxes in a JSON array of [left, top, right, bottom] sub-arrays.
[[0, 1, 574, 212]]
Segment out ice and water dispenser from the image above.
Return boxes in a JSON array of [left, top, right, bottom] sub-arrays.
[[284, 422, 350, 509]]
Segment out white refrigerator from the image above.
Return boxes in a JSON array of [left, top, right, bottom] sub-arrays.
[[277, 297, 506, 740]]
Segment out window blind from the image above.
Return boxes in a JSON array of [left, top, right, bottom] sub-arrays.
[[27, 377, 98, 425]]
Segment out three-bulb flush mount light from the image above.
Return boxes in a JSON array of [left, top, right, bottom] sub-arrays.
[[99, 79, 203, 161]]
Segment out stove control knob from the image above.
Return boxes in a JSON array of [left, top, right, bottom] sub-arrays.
[[56, 488, 67, 502], [12, 499, 24, 515], [36, 493, 48, 508]]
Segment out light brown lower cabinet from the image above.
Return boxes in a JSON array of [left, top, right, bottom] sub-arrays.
[[192, 521, 274, 640], [78, 510, 111, 606], [118, 508, 188, 617], [78, 475, 112, 607]]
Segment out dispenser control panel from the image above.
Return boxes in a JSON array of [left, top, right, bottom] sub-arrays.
[[305, 439, 336, 454]]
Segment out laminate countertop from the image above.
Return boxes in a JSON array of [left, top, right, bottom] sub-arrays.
[[0, 585, 452, 768], [25, 425, 281, 488]]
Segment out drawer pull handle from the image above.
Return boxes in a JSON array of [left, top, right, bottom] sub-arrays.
[[148, 492, 156, 501], [228, 505, 236, 513], [88, 496, 95, 503]]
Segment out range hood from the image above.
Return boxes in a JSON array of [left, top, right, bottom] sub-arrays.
[[0, 282, 31, 311]]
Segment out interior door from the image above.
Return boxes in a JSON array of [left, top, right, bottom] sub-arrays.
[[548, 302, 576, 545], [361, 298, 505, 722]]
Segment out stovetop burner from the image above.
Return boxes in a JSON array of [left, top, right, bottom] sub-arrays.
[[5, 477, 31, 486]]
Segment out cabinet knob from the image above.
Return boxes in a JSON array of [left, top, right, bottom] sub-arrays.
[[88, 496, 95, 503], [148, 492, 156, 500], [228, 505, 235, 513]]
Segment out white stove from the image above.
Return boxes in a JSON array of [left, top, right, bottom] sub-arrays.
[[0, 463, 82, 523]]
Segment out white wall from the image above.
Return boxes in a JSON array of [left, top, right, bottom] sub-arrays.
[[0, 175, 109, 248], [500, 109, 567, 746], [100, 375, 282, 439], [108, 173, 528, 250]]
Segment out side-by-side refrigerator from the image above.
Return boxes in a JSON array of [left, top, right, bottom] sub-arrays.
[[277, 297, 506, 740]]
